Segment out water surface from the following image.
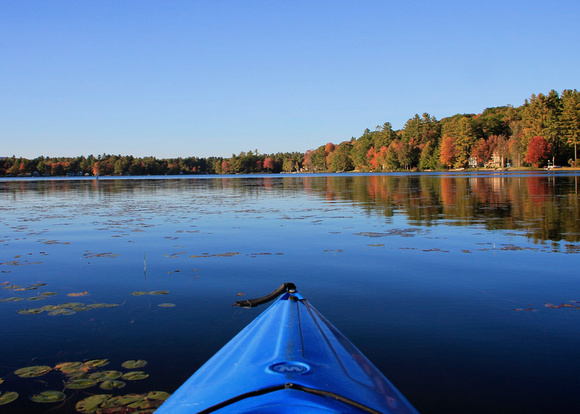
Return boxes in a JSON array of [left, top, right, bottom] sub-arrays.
[[1, 172, 579, 413]]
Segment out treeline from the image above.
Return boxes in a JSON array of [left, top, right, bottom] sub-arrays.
[[0, 151, 304, 177], [307, 89, 580, 172], [2, 89, 579, 177]]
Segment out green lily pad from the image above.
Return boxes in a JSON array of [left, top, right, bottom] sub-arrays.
[[100, 394, 143, 408], [48, 308, 76, 316], [14, 365, 52, 378], [122, 371, 149, 380], [3, 297, 24, 302], [39, 292, 58, 296], [89, 370, 122, 381], [17, 308, 44, 315], [86, 303, 108, 309], [30, 390, 66, 403], [27, 296, 47, 301], [40, 305, 59, 311], [66, 378, 97, 389], [59, 302, 84, 308], [146, 391, 171, 400], [55, 361, 84, 373], [75, 394, 112, 413], [131, 291, 148, 296], [149, 290, 169, 295], [83, 359, 110, 369], [121, 359, 148, 369], [158, 303, 176, 307], [100, 379, 126, 390], [67, 371, 89, 380], [0, 391, 19, 406]]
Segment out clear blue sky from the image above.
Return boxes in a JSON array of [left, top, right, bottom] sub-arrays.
[[2, 0, 579, 159]]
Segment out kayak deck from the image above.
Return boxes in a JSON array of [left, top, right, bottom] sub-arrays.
[[156, 289, 419, 413]]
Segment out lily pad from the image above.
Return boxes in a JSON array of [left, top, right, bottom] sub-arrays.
[[84, 359, 110, 369], [30, 390, 66, 403], [67, 371, 90, 380], [121, 360, 148, 369], [89, 370, 122, 381], [59, 302, 84, 308], [131, 291, 148, 296], [146, 391, 171, 400], [66, 378, 97, 389], [149, 290, 169, 295], [17, 308, 44, 315], [3, 297, 24, 302], [86, 303, 109, 309], [122, 371, 149, 380], [55, 361, 84, 374], [14, 365, 52, 378], [158, 303, 176, 307], [100, 394, 143, 408], [48, 308, 76, 316], [75, 394, 112, 413], [100, 379, 126, 390], [0, 391, 18, 406], [27, 296, 47, 301], [39, 292, 58, 296]]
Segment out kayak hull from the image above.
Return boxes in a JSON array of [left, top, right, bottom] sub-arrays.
[[156, 291, 419, 413]]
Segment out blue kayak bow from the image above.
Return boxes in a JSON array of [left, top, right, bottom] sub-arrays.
[[156, 283, 419, 413]]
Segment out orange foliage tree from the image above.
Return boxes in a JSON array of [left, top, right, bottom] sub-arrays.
[[440, 136, 459, 167]]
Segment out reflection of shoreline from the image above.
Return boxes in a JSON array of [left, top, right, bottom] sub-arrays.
[[2, 173, 579, 243], [301, 174, 579, 244]]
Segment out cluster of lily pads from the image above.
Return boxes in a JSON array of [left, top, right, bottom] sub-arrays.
[[1, 281, 47, 292], [17, 302, 120, 316], [544, 301, 580, 309], [0, 358, 171, 412], [75, 391, 170, 413], [513, 301, 580, 312], [1, 281, 178, 315]]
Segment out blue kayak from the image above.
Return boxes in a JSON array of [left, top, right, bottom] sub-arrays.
[[156, 284, 419, 413]]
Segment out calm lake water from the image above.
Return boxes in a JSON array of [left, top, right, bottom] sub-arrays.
[[1, 172, 579, 413]]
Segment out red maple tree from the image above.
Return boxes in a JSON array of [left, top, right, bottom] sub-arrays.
[[263, 157, 275, 171], [525, 136, 552, 167]]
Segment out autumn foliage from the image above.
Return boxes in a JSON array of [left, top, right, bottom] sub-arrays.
[[3, 89, 579, 176], [440, 136, 459, 167], [525, 136, 552, 167]]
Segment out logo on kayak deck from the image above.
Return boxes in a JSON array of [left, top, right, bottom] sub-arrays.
[[268, 362, 310, 375]]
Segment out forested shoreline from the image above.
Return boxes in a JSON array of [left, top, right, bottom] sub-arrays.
[[2, 89, 579, 177]]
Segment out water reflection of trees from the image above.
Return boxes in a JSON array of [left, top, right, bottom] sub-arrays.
[[302, 174, 580, 243], [2, 174, 579, 243]]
